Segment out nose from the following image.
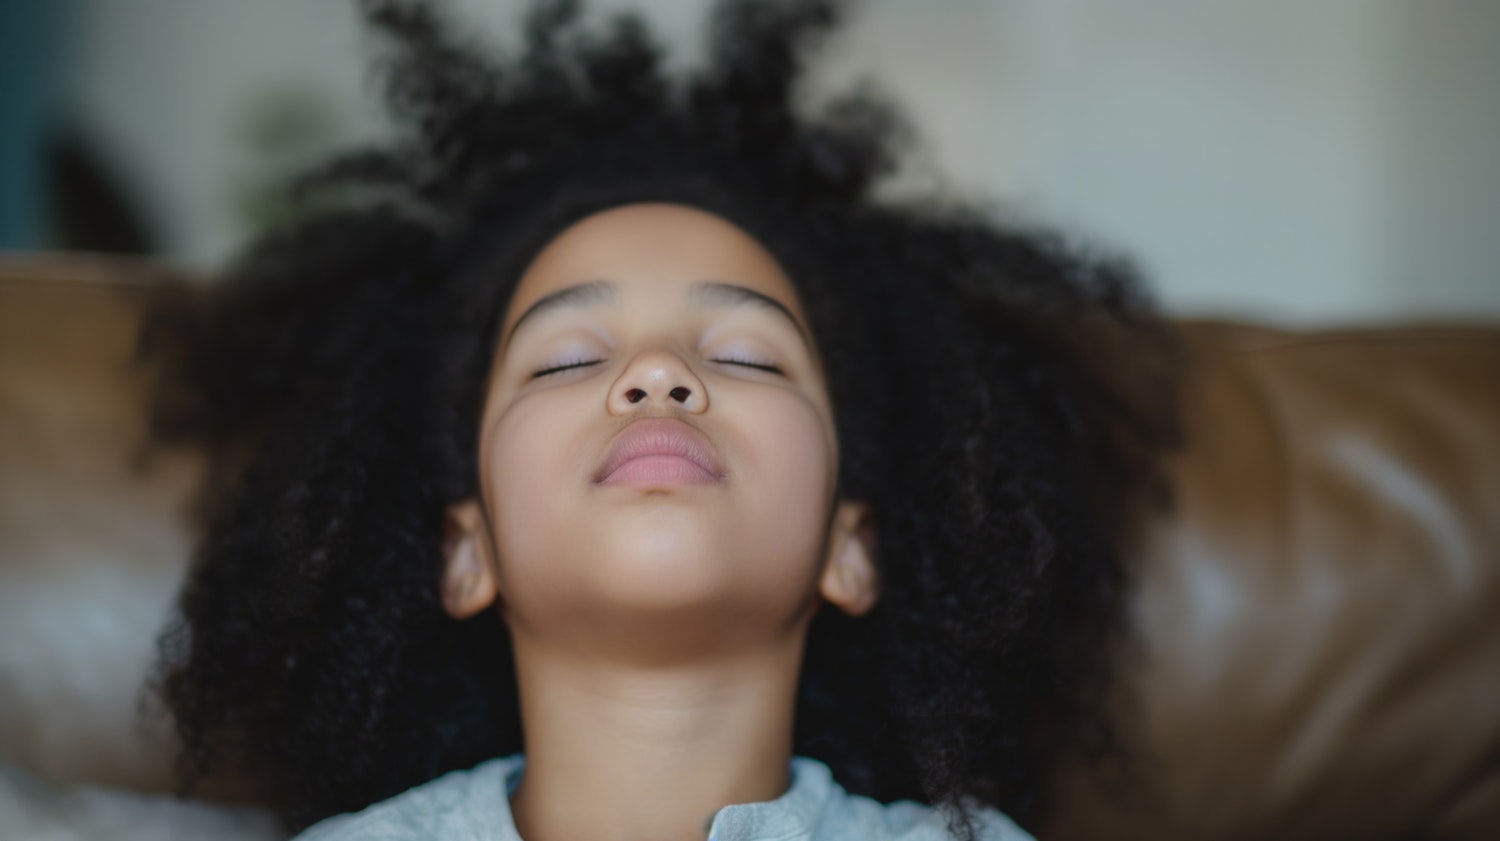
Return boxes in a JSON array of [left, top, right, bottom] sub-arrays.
[[606, 347, 709, 415]]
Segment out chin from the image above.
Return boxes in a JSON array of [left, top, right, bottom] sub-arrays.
[[592, 539, 739, 604]]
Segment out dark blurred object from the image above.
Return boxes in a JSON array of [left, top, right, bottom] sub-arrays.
[[46, 131, 157, 254], [1, 254, 1496, 840], [1, 0, 155, 255]]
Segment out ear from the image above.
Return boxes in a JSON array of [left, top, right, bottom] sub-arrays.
[[441, 498, 500, 620], [818, 499, 880, 617]]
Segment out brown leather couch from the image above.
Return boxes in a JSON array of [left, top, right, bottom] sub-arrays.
[[2, 253, 1497, 839]]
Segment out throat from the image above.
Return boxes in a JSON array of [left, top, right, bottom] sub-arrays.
[[503, 635, 804, 841]]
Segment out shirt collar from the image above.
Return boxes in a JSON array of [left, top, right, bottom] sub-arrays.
[[496, 754, 836, 841], [705, 756, 834, 841]]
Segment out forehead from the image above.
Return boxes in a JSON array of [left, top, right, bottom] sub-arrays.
[[498, 202, 805, 339]]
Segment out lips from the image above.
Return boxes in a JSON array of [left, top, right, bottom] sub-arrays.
[[592, 418, 727, 486]]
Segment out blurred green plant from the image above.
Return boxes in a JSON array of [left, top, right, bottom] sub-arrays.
[[231, 86, 344, 236]]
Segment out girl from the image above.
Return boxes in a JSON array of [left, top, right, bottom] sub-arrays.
[[143, 0, 1183, 839]]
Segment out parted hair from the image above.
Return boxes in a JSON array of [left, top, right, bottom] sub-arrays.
[[141, 0, 1185, 837]]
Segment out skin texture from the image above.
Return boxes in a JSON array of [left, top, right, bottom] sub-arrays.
[[440, 202, 880, 841]]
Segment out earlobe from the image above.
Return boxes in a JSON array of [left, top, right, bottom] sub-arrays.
[[818, 500, 880, 617], [441, 499, 500, 620]]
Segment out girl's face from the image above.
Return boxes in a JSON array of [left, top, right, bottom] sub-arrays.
[[442, 202, 877, 658]]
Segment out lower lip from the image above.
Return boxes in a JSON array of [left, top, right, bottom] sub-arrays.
[[598, 455, 722, 487]]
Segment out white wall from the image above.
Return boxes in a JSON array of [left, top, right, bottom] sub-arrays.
[[62, 0, 1500, 324], [1378, 0, 1500, 321]]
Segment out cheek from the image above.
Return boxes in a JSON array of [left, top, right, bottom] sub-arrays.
[[731, 389, 838, 571], [479, 392, 589, 576]]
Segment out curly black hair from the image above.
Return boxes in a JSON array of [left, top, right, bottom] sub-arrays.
[[140, 0, 1185, 837]]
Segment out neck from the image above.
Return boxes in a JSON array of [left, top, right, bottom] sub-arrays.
[[506, 631, 805, 841]]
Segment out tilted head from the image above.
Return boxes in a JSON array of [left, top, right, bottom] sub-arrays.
[[441, 201, 880, 661], [142, 0, 1184, 835]]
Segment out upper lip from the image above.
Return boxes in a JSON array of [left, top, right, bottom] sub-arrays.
[[592, 417, 726, 483]]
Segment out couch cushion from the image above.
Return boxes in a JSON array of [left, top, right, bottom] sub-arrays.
[[0, 255, 254, 802], [0, 759, 277, 841], [1047, 320, 1500, 839]]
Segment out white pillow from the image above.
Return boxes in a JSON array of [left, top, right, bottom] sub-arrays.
[[0, 761, 280, 841]]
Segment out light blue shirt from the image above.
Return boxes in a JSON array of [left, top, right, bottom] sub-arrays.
[[294, 753, 1036, 840]]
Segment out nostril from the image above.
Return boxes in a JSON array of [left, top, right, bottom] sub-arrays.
[[670, 386, 691, 402], [626, 388, 647, 403]]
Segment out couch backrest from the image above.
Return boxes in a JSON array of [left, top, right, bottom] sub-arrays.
[[0, 255, 257, 803], [1045, 319, 1500, 839], [2, 255, 1498, 836]]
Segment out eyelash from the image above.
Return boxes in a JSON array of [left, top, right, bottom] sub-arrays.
[[715, 356, 784, 374], [531, 358, 602, 378], [530, 356, 783, 378]]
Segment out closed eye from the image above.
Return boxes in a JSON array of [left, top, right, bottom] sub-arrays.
[[532, 359, 604, 378], [712, 357, 783, 374]]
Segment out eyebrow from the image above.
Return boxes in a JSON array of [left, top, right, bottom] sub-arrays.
[[500, 279, 812, 353]]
